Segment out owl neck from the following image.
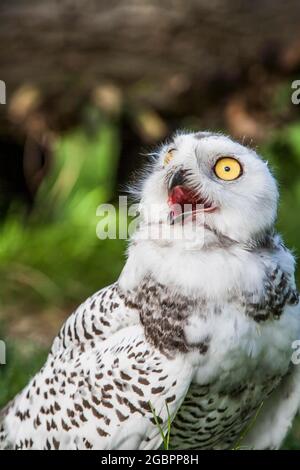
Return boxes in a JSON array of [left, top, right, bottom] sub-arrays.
[[119, 236, 278, 300]]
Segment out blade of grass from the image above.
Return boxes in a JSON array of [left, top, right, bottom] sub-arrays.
[[149, 401, 171, 450], [232, 401, 265, 450]]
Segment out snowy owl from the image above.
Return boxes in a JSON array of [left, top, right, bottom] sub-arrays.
[[1, 131, 300, 450]]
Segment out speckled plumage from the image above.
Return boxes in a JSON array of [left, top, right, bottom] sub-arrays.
[[1, 131, 300, 450]]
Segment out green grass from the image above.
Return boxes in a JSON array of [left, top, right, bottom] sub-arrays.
[[149, 401, 172, 450]]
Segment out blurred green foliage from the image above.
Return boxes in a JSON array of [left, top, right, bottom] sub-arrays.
[[0, 334, 47, 408], [0, 120, 126, 310], [262, 122, 300, 287]]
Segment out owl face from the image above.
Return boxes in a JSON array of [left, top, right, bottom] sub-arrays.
[[139, 132, 278, 246]]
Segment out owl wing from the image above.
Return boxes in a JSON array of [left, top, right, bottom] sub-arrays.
[[50, 282, 139, 355], [2, 324, 194, 450], [1, 282, 137, 449]]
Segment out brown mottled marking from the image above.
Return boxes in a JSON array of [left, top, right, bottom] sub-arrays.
[[53, 437, 60, 450], [92, 395, 101, 406], [151, 386, 164, 394], [34, 414, 41, 428], [120, 371, 132, 381], [61, 419, 71, 431], [67, 409, 75, 418], [116, 409, 129, 422], [54, 401, 61, 411], [159, 375, 168, 382], [71, 418, 80, 428], [92, 324, 103, 335], [138, 377, 150, 385], [123, 398, 144, 415], [82, 399, 91, 410], [51, 419, 58, 430], [132, 385, 144, 397], [85, 440, 93, 449], [45, 439, 51, 450], [138, 400, 152, 412], [97, 427, 109, 437], [115, 394, 123, 405], [79, 413, 88, 423], [91, 407, 104, 419], [166, 394, 176, 403], [113, 379, 125, 391], [100, 318, 110, 327], [132, 365, 147, 375], [74, 403, 83, 412], [102, 401, 113, 409], [103, 384, 113, 391]]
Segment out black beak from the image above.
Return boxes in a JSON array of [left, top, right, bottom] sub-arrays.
[[168, 168, 186, 193]]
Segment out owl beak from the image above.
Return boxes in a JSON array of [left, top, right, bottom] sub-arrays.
[[167, 168, 218, 223], [167, 168, 186, 194]]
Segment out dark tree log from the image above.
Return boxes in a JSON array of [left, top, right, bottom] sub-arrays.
[[0, 0, 300, 132], [1, 0, 300, 205]]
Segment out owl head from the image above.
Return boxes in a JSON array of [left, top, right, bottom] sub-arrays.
[[135, 131, 278, 249]]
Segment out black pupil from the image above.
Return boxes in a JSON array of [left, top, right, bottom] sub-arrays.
[[224, 166, 231, 172]]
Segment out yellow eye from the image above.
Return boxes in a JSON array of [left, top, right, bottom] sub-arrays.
[[214, 157, 242, 181], [164, 149, 175, 166]]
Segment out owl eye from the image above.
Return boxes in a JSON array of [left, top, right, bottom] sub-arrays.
[[214, 157, 242, 181], [163, 149, 175, 166]]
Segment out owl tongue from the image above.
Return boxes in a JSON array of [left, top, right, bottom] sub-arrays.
[[168, 186, 199, 210], [167, 186, 200, 224], [167, 185, 216, 224]]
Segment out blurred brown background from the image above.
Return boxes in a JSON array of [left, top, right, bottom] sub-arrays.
[[2, 0, 300, 202]]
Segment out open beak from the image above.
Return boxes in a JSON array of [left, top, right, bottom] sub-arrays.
[[168, 168, 187, 194], [167, 168, 217, 225]]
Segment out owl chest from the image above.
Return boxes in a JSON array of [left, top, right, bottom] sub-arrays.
[[169, 376, 280, 450], [168, 302, 293, 449], [140, 292, 293, 450], [183, 297, 296, 382]]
